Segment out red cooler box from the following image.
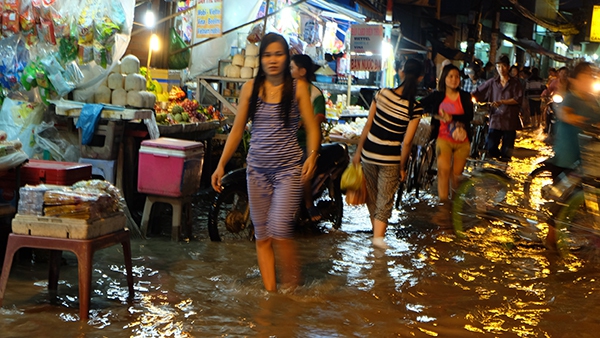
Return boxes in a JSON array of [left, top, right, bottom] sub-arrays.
[[0, 160, 92, 205], [137, 138, 204, 197], [21, 160, 93, 185]]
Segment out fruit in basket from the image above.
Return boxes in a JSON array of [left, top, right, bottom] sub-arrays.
[[182, 112, 190, 122], [174, 113, 183, 122], [169, 86, 187, 101], [181, 99, 199, 113], [171, 104, 184, 115]]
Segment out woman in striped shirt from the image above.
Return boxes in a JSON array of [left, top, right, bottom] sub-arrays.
[[353, 58, 424, 249], [211, 33, 321, 291]]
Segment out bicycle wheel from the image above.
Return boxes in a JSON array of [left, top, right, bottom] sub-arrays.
[[452, 172, 511, 239], [551, 189, 600, 259], [416, 142, 436, 197], [523, 164, 554, 210], [208, 187, 254, 241], [395, 150, 414, 209], [316, 176, 344, 229]]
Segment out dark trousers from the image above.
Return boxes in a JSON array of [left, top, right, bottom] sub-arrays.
[[486, 128, 516, 158]]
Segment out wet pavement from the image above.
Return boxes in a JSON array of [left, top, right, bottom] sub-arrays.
[[2, 129, 600, 337]]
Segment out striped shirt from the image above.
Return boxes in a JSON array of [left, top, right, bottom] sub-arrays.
[[247, 92, 302, 170], [361, 88, 423, 165]]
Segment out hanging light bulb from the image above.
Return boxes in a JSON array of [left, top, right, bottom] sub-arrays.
[[144, 3, 155, 29]]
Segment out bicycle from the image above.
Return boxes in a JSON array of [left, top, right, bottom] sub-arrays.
[[395, 117, 437, 209], [452, 131, 600, 260], [546, 131, 600, 259], [469, 102, 490, 160]]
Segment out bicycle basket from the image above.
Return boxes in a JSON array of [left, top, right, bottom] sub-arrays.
[[578, 133, 600, 177], [412, 117, 432, 146]]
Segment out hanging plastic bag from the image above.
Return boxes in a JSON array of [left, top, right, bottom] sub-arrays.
[[341, 163, 363, 191], [168, 28, 190, 69], [345, 176, 367, 206]]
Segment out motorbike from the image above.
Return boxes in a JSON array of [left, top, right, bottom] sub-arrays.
[[543, 94, 562, 141], [207, 142, 349, 241]]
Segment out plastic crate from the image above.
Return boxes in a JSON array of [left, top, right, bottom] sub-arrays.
[[11, 213, 125, 239], [79, 120, 125, 160]]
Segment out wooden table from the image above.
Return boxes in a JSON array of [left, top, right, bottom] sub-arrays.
[[0, 229, 134, 320]]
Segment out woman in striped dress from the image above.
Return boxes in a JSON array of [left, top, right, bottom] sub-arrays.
[[211, 33, 321, 292], [352, 58, 424, 249]]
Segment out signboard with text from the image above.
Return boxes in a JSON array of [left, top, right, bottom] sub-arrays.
[[350, 24, 383, 53], [592, 5, 600, 42], [350, 55, 382, 72], [195, 0, 223, 39]]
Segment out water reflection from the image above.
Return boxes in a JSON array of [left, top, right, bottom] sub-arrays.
[[3, 132, 600, 336]]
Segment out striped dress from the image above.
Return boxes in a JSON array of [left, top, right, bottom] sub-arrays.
[[361, 88, 423, 165], [246, 98, 302, 169], [245, 89, 304, 240]]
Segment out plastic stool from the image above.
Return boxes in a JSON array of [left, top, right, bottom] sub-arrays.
[[0, 230, 134, 320], [140, 195, 192, 241], [78, 158, 116, 184]]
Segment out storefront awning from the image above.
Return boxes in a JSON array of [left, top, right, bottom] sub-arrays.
[[501, 34, 572, 63], [397, 36, 430, 54], [307, 0, 366, 23]]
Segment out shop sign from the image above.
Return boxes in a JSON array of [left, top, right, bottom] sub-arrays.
[[350, 55, 382, 71], [195, 0, 223, 39], [592, 6, 600, 42], [350, 24, 383, 54]]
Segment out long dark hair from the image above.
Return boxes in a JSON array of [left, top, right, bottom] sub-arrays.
[[291, 54, 316, 82], [437, 64, 460, 93], [247, 33, 294, 126], [398, 58, 424, 113]]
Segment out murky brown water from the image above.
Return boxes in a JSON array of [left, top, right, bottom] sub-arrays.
[[2, 130, 600, 337]]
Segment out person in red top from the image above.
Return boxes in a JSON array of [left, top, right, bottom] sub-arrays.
[[420, 64, 474, 219]]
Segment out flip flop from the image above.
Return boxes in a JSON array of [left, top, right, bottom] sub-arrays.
[[308, 206, 322, 222]]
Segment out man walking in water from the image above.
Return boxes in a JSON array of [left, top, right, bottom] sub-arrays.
[[472, 55, 523, 161]]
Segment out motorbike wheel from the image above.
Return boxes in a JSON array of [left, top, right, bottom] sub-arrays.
[[452, 172, 511, 239], [208, 187, 254, 242], [549, 188, 600, 260], [523, 164, 554, 211], [316, 176, 344, 229]]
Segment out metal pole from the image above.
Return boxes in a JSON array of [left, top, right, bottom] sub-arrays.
[[262, 0, 270, 37]]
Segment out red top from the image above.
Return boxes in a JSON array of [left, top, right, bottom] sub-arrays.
[[438, 95, 467, 143]]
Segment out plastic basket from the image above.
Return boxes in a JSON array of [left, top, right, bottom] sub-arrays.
[[578, 133, 600, 177]]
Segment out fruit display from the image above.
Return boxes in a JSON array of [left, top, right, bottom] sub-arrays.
[[154, 86, 223, 125]]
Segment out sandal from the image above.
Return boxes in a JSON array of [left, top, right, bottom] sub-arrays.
[[308, 206, 322, 222]]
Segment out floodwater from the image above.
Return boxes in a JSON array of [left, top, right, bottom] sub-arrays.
[[2, 130, 600, 337]]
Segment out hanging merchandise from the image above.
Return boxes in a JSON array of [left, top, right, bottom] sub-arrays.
[[169, 27, 191, 70]]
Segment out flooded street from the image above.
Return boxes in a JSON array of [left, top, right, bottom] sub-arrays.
[[2, 130, 600, 337]]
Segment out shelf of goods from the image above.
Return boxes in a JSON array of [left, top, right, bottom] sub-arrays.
[[196, 76, 250, 117], [49, 99, 153, 121]]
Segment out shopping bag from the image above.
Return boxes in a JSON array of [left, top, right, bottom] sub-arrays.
[[345, 176, 368, 206], [341, 163, 363, 191]]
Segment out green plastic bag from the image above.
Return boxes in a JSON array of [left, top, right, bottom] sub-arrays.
[[168, 28, 190, 69], [341, 163, 363, 191]]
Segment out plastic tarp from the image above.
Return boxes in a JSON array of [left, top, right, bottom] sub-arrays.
[[189, 0, 263, 77], [188, 0, 366, 78]]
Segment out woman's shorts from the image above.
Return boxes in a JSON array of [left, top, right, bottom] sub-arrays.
[[436, 138, 470, 159]]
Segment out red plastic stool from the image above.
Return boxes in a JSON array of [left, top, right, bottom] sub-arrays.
[[0, 229, 134, 320]]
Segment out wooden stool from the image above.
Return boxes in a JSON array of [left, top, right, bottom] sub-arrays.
[[0, 229, 134, 320], [140, 195, 192, 241]]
